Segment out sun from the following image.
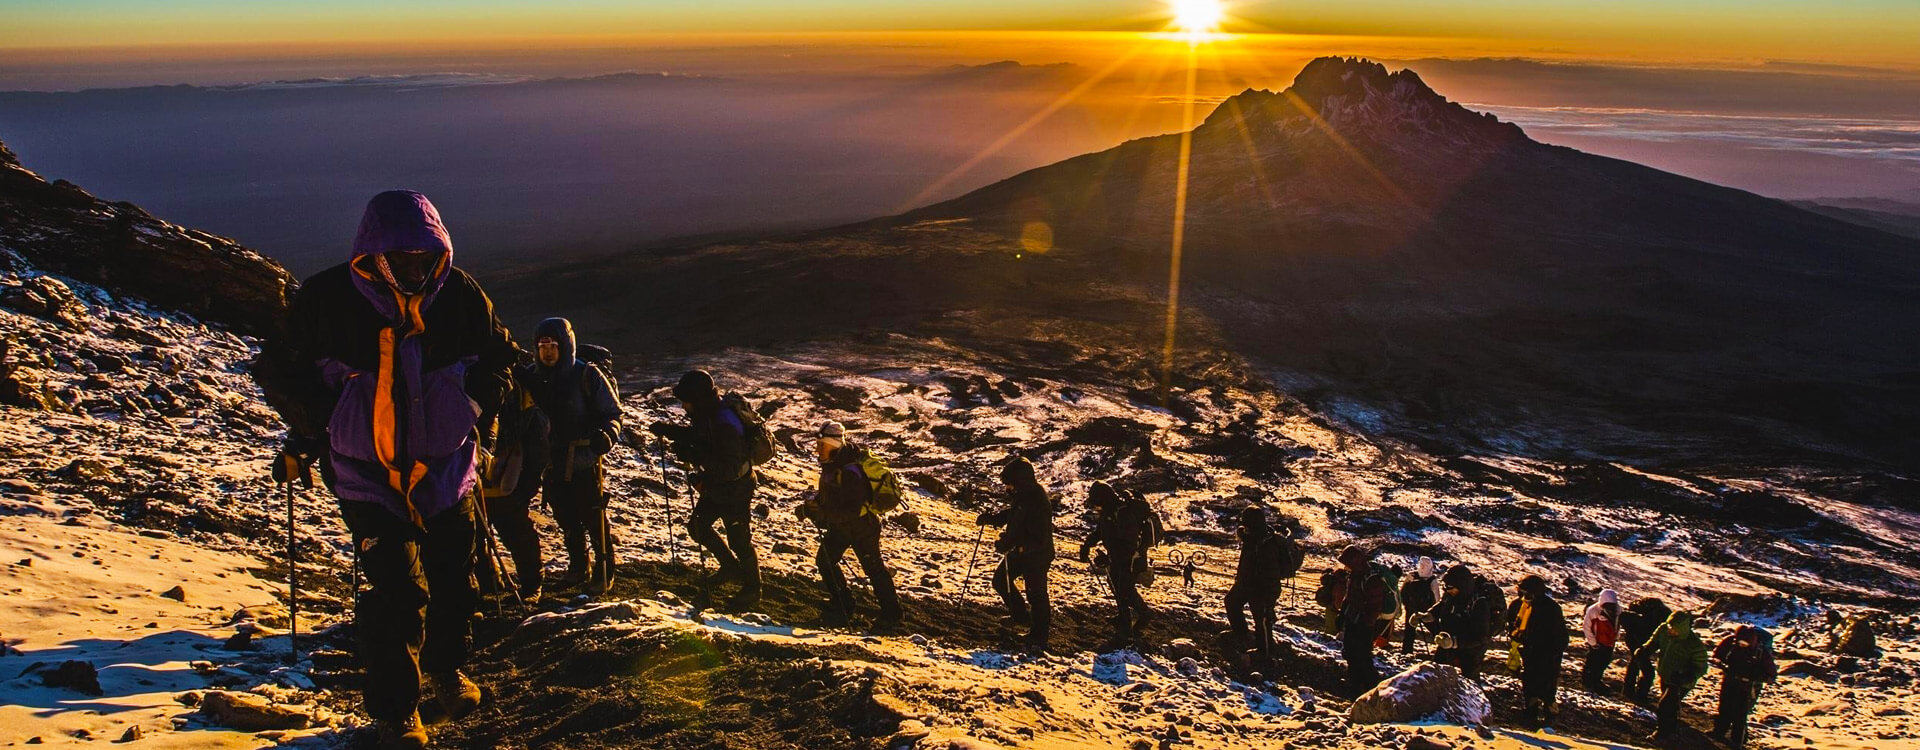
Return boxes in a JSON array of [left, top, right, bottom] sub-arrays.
[[1168, 0, 1227, 35]]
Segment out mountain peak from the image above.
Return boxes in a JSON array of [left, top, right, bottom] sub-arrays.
[[1202, 57, 1523, 149]]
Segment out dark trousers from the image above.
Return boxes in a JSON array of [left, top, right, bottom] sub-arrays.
[[1624, 645, 1658, 701], [1656, 681, 1694, 736], [477, 492, 543, 594], [1714, 677, 1761, 744], [817, 516, 900, 620], [1342, 621, 1382, 694], [340, 497, 476, 722], [547, 463, 611, 581], [1582, 642, 1615, 691], [992, 552, 1052, 647], [1225, 583, 1279, 656], [1401, 617, 1424, 654], [688, 477, 759, 591], [1106, 557, 1149, 642], [1436, 643, 1484, 682], [1521, 650, 1564, 725]]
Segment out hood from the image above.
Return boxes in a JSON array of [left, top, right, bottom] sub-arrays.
[[1598, 589, 1619, 606], [535, 317, 578, 373], [348, 190, 454, 320], [1665, 612, 1697, 636], [1417, 557, 1435, 578], [1000, 457, 1037, 487]]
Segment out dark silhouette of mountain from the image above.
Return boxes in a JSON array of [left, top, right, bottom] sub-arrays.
[[500, 57, 1920, 472], [1793, 197, 1920, 241], [0, 139, 292, 336]]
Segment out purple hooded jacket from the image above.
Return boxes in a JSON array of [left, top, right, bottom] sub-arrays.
[[257, 191, 518, 524]]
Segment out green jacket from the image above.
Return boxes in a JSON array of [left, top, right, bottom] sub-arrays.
[[1644, 613, 1710, 689]]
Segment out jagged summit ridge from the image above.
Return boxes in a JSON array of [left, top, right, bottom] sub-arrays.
[[1201, 56, 1523, 151]]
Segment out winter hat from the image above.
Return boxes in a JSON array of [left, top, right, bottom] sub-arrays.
[[1088, 482, 1121, 509], [1239, 505, 1267, 529], [1666, 612, 1696, 633], [817, 421, 845, 439], [1000, 457, 1036, 485], [1417, 556, 1435, 578], [1518, 574, 1548, 596], [1442, 564, 1475, 589], [673, 369, 718, 404], [1338, 544, 1371, 568], [1597, 589, 1619, 606]]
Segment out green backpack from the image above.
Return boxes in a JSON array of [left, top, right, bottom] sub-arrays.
[[1374, 563, 1405, 622], [847, 445, 905, 516]]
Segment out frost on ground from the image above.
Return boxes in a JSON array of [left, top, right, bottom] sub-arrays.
[[4, 257, 1920, 749]]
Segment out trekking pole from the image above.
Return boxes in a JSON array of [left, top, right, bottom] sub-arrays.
[[962, 525, 985, 597], [471, 487, 523, 609], [657, 440, 678, 565], [285, 476, 298, 665]]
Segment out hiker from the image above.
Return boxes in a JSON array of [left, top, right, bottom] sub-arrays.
[[1419, 564, 1494, 681], [1078, 482, 1156, 650], [255, 190, 517, 749], [653, 369, 763, 609], [1224, 506, 1291, 659], [978, 457, 1055, 653], [1510, 574, 1569, 728], [520, 317, 622, 594], [1621, 596, 1674, 703], [1642, 611, 1710, 744], [1336, 544, 1394, 694], [476, 367, 549, 602], [1314, 567, 1349, 635], [1399, 556, 1440, 654], [799, 421, 902, 630], [1711, 624, 1777, 747], [1581, 588, 1622, 692]]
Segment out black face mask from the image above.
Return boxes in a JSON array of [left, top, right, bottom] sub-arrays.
[[379, 250, 443, 294]]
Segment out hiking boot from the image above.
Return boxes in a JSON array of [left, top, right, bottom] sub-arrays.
[[820, 607, 852, 628], [1132, 609, 1153, 633], [375, 711, 429, 750], [586, 569, 615, 596], [428, 670, 482, 719], [518, 584, 543, 604], [871, 609, 904, 634], [725, 586, 761, 611], [551, 566, 588, 590], [1000, 614, 1031, 630]]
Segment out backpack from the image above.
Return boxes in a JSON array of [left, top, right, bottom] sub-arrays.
[[571, 343, 622, 409], [1139, 497, 1166, 550], [1372, 563, 1404, 622], [1276, 536, 1304, 580], [1477, 577, 1510, 635], [845, 444, 905, 516], [721, 392, 775, 466], [1316, 568, 1349, 609]]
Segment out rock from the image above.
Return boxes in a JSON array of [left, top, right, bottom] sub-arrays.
[[0, 364, 51, 410], [772, 541, 803, 556], [223, 632, 253, 650], [1348, 663, 1491, 726], [1406, 737, 1452, 750], [1164, 638, 1202, 660], [1, 276, 90, 330], [159, 585, 187, 602], [38, 661, 104, 696], [197, 690, 312, 731], [1781, 660, 1833, 679], [116, 726, 142, 743], [1830, 616, 1879, 657]]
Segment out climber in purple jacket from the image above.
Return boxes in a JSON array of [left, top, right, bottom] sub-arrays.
[[256, 190, 518, 749]]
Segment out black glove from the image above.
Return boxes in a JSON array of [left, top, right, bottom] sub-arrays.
[[272, 435, 321, 488], [590, 431, 615, 454]]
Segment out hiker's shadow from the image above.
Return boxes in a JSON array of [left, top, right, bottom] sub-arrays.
[[1, 630, 247, 719]]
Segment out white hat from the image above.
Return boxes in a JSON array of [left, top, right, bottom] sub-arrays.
[[818, 421, 845, 438]]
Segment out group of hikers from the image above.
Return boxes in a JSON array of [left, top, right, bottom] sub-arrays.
[[1305, 546, 1779, 746], [251, 191, 1778, 749]]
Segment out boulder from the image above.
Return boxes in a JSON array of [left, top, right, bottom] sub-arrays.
[[197, 691, 312, 731], [1348, 663, 1491, 726], [0, 276, 89, 330], [38, 660, 103, 696], [1830, 616, 1879, 657]]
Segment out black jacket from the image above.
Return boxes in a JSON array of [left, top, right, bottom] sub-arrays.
[[1426, 584, 1495, 650], [982, 479, 1055, 559], [1082, 495, 1154, 562], [1232, 526, 1289, 594], [1514, 593, 1571, 661]]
